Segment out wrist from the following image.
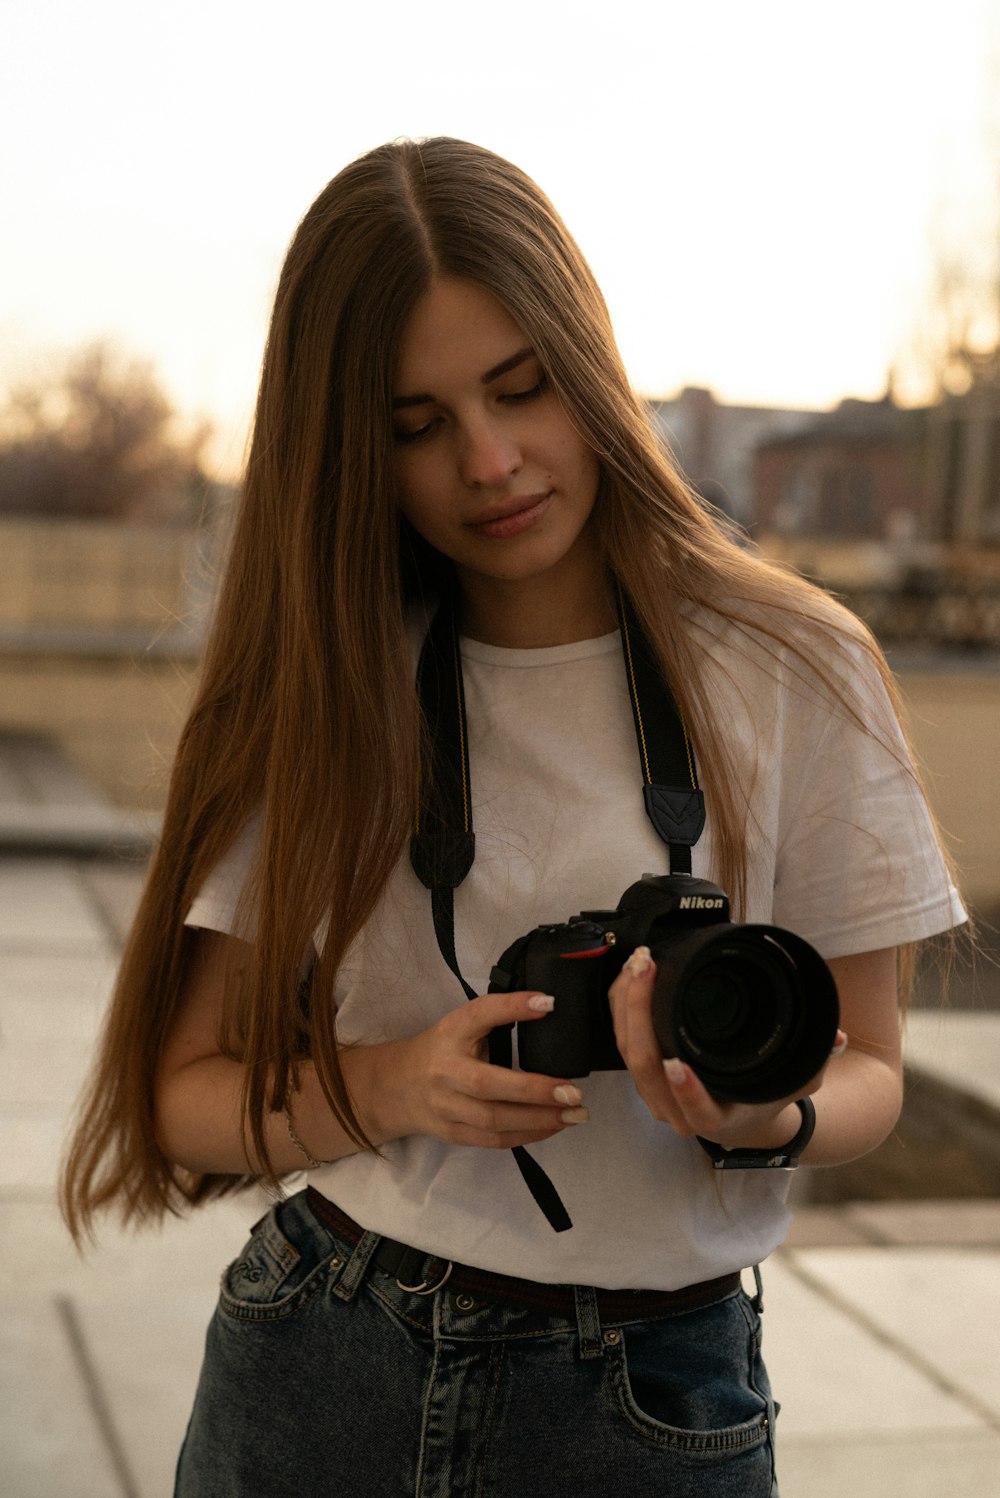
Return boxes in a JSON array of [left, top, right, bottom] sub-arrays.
[[282, 1052, 388, 1167], [698, 1100, 801, 1154], [697, 1098, 816, 1170], [339, 1039, 412, 1149], [284, 1103, 334, 1168], [741, 1101, 803, 1152], [281, 1063, 335, 1167]]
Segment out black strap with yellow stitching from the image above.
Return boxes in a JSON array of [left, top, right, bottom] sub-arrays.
[[614, 583, 705, 874], [410, 600, 477, 1003], [409, 584, 705, 1232]]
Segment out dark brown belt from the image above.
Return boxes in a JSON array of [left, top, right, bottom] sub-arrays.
[[306, 1187, 741, 1320]]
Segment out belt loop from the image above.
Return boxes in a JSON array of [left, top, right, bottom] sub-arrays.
[[573, 1284, 604, 1360], [750, 1263, 764, 1315], [332, 1229, 382, 1303]]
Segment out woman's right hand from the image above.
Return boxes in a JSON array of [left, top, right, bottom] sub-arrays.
[[155, 929, 586, 1175], [352, 991, 589, 1151]]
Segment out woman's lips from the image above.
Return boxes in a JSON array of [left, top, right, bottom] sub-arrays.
[[467, 494, 551, 540]]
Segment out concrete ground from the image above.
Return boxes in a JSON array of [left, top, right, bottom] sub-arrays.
[[3, 852, 1000, 1497]]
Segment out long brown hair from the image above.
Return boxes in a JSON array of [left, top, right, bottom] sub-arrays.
[[61, 137, 929, 1237]]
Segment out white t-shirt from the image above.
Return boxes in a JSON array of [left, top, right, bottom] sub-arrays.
[[187, 612, 964, 1290]]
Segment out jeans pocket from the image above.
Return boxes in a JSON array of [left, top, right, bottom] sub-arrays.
[[217, 1194, 338, 1323], [607, 1293, 773, 1459]]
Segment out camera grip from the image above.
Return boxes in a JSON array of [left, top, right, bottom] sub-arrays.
[[516, 949, 602, 1078]]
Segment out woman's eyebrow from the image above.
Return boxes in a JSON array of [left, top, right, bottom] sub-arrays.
[[391, 347, 536, 410], [481, 347, 534, 384]]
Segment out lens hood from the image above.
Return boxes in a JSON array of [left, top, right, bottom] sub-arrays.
[[651, 923, 840, 1103]]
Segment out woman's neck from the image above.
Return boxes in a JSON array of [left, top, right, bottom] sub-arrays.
[[458, 568, 617, 648]]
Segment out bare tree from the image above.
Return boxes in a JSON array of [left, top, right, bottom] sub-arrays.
[[0, 342, 214, 523], [899, 43, 1000, 402], [913, 204, 1000, 399]]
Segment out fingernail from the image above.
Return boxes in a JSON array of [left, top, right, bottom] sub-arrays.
[[553, 1084, 583, 1106], [830, 1029, 849, 1057], [527, 994, 555, 1013], [663, 1057, 686, 1085], [560, 1107, 589, 1124], [625, 945, 652, 976]]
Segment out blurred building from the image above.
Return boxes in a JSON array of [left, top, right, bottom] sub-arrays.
[[650, 384, 1000, 648], [753, 397, 925, 540], [652, 383, 1000, 552], [650, 386, 822, 526], [754, 387, 1000, 548]]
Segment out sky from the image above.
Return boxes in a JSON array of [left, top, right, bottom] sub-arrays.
[[1, 0, 996, 477]]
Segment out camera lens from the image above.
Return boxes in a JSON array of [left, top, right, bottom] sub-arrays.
[[651, 925, 838, 1103], [678, 940, 796, 1072], [683, 968, 756, 1044]]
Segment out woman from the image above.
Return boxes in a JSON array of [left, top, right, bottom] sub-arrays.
[[63, 138, 964, 1496]]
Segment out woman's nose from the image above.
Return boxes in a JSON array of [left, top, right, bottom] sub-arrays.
[[458, 418, 522, 489]]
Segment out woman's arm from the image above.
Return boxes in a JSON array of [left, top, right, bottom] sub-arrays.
[[154, 928, 589, 1176], [609, 945, 902, 1166]]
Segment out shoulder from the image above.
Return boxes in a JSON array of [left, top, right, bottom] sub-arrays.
[[683, 594, 893, 730], [185, 810, 264, 936]]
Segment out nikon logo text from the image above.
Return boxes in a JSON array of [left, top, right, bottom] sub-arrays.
[[679, 896, 725, 910]]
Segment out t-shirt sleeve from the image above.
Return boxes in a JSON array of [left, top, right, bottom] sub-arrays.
[[184, 813, 263, 939], [771, 652, 966, 958]]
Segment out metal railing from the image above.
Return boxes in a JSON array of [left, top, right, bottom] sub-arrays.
[[844, 585, 1000, 650]]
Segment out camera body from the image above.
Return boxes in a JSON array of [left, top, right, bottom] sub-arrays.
[[488, 874, 839, 1104]]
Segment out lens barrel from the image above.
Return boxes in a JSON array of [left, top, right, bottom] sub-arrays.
[[650, 923, 839, 1103]]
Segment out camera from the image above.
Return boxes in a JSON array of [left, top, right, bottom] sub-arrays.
[[488, 874, 839, 1104]]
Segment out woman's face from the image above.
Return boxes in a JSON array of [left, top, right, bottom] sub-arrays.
[[392, 277, 604, 639]]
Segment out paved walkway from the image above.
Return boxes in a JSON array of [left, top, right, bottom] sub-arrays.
[[2, 853, 999, 1497], [0, 732, 154, 858]]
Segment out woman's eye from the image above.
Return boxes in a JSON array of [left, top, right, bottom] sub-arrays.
[[502, 374, 550, 404], [393, 421, 435, 445]]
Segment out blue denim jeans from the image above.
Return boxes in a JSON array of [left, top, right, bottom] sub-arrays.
[[175, 1190, 780, 1497]]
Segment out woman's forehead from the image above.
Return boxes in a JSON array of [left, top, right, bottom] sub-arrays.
[[393, 279, 529, 394]]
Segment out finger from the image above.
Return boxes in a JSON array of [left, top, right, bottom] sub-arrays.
[[609, 948, 695, 1129], [470, 1098, 589, 1135], [457, 989, 558, 1044], [608, 947, 653, 1051], [661, 1062, 803, 1146], [460, 1056, 588, 1110], [446, 1096, 590, 1146], [449, 1121, 571, 1150], [660, 1057, 727, 1137], [613, 948, 664, 1078], [440, 1000, 589, 1105]]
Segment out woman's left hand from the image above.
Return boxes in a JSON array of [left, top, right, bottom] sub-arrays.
[[607, 945, 846, 1151]]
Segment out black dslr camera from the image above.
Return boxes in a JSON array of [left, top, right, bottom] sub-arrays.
[[489, 874, 839, 1104]]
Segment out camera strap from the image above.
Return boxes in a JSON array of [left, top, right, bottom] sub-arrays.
[[410, 597, 477, 1001], [409, 585, 706, 1233], [614, 583, 705, 873], [409, 598, 569, 1229]]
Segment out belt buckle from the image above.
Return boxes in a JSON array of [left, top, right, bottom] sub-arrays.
[[396, 1259, 454, 1296]]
